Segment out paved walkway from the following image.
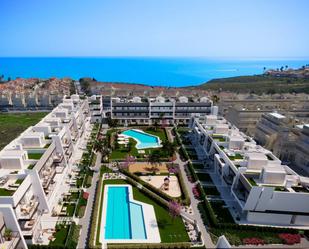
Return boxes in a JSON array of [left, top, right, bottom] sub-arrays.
[[167, 128, 215, 249], [77, 152, 102, 249]]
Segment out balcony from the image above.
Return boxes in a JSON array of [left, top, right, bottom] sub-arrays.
[[0, 231, 21, 249], [18, 196, 39, 220]]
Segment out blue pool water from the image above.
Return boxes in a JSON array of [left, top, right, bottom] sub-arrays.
[[121, 129, 161, 149], [105, 186, 147, 240]]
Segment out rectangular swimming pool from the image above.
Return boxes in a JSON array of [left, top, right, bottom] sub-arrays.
[[105, 186, 147, 240]]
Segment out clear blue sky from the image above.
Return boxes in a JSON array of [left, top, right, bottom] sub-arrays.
[[0, 0, 308, 57]]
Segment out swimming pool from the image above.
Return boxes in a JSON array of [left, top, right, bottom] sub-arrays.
[[104, 186, 147, 240], [121, 129, 161, 149]]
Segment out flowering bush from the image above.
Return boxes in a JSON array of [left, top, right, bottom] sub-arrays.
[[192, 186, 201, 199], [243, 237, 265, 245], [279, 233, 301, 245], [83, 192, 89, 200]]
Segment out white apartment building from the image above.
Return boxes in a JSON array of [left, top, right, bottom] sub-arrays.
[[0, 94, 90, 245], [0, 205, 28, 249], [109, 96, 216, 126], [88, 95, 103, 123], [190, 114, 309, 227]]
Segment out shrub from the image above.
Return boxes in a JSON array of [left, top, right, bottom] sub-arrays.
[[279, 233, 301, 245], [243, 237, 265, 245]]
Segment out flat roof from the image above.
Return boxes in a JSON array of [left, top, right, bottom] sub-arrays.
[[269, 112, 286, 119]]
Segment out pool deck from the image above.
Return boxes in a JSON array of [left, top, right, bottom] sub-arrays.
[[100, 184, 161, 244]]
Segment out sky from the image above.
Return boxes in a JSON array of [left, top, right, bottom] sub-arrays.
[[0, 0, 308, 58]]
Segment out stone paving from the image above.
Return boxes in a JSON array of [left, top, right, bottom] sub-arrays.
[[77, 152, 102, 249], [166, 128, 215, 249]]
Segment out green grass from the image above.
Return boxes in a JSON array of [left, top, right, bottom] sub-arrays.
[[212, 135, 225, 142], [61, 203, 76, 217], [0, 188, 15, 196], [110, 128, 169, 160], [210, 201, 234, 224], [27, 164, 35, 169], [192, 163, 205, 170], [15, 178, 24, 185], [98, 179, 189, 244], [27, 153, 44, 160], [247, 177, 257, 186], [228, 154, 244, 161], [68, 191, 80, 201], [0, 112, 48, 150], [144, 128, 168, 142], [203, 186, 220, 196], [49, 225, 70, 246], [196, 173, 213, 183]]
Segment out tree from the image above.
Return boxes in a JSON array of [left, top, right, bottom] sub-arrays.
[[162, 140, 177, 157], [168, 200, 181, 221], [120, 155, 135, 171], [93, 139, 110, 161], [168, 163, 179, 175], [211, 95, 220, 104], [147, 150, 162, 174], [153, 120, 159, 131], [107, 117, 118, 128]]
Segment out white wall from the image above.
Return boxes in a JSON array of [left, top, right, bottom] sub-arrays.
[[0, 205, 28, 249]]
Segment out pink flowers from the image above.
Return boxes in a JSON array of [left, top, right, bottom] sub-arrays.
[[83, 192, 89, 200], [192, 186, 201, 199], [243, 237, 265, 245], [168, 200, 181, 219], [279, 233, 301, 245]]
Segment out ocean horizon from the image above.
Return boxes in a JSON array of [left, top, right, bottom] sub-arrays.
[[0, 57, 308, 87]]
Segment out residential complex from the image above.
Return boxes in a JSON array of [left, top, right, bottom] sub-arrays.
[[108, 96, 217, 126], [222, 98, 309, 136], [0, 94, 90, 248], [190, 114, 309, 227], [0, 93, 308, 249], [255, 112, 309, 175]]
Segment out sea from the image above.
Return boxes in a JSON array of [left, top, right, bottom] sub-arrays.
[[0, 57, 308, 87]]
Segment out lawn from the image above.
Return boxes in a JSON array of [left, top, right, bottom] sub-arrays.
[[110, 128, 169, 160], [203, 186, 220, 196], [62, 203, 76, 217], [192, 163, 205, 170], [49, 224, 70, 246], [228, 153, 244, 160], [0, 188, 15, 196], [197, 173, 213, 183], [0, 112, 48, 150], [98, 179, 189, 244], [210, 201, 234, 224], [27, 152, 44, 160]]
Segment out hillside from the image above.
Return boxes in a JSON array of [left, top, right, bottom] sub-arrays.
[[191, 75, 309, 94]]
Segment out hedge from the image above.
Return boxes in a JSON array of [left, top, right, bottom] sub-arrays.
[[186, 162, 198, 183], [88, 176, 101, 248]]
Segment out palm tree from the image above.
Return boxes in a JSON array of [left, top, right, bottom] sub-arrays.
[[153, 120, 159, 131], [93, 139, 103, 153], [162, 140, 177, 157]]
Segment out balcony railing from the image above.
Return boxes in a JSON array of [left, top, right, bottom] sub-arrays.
[[0, 231, 21, 249]]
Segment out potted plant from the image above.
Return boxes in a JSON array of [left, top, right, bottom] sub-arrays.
[[4, 228, 12, 241]]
